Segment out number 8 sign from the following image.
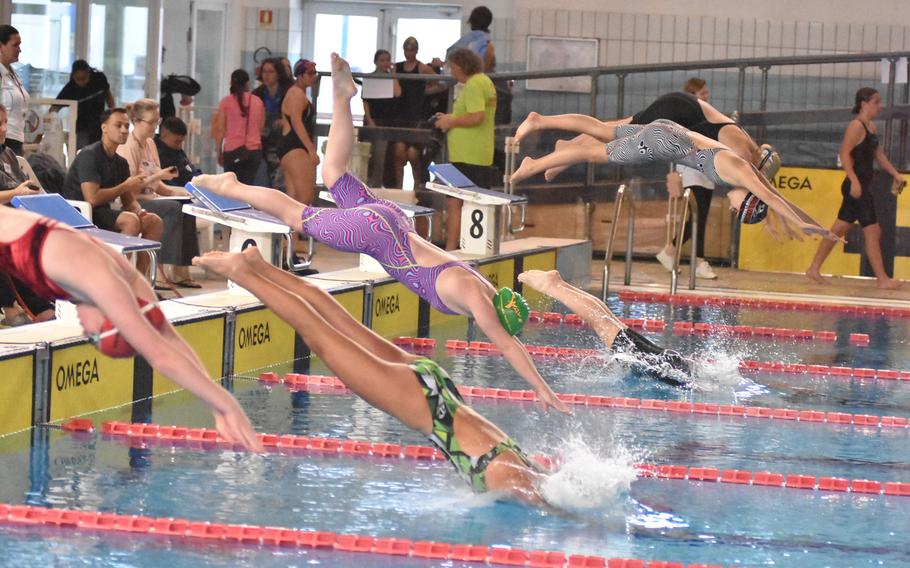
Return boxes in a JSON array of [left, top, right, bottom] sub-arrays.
[[460, 204, 497, 255]]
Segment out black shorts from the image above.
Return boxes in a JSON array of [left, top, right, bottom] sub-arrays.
[[837, 177, 878, 227], [92, 206, 126, 231]]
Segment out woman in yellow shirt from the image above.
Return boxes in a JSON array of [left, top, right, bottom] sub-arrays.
[[433, 48, 496, 250]]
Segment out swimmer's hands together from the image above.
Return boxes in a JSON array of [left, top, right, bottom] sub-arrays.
[[537, 387, 571, 415], [212, 395, 264, 453]]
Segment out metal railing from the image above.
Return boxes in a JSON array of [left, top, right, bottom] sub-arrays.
[[670, 188, 699, 295], [600, 182, 635, 301]]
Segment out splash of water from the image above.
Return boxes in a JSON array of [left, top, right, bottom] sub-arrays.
[[539, 438, 639, 511]]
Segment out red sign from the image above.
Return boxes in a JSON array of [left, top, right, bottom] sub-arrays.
[[259, 9, 273, 28]]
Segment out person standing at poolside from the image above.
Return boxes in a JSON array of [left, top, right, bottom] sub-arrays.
[[0, 25, 28, 155], [806, 88, 904, 289]]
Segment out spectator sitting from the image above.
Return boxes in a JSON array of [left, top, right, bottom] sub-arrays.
[[156, 116, 199, 188], [53, 59, 115, 149], [27, 152, 66, 194], [59, 107, 163, 279], [0, 102, 54, 325], [119, 99, 201, 289]]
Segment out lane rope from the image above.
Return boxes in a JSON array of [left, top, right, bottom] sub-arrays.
[[0, 501, 724, 568], [616, 289, 910, 319], [82, 420, 910, 499], [261, 370, 910, 432], [394, 337, 906, 384], [526, 311, 859, 345]]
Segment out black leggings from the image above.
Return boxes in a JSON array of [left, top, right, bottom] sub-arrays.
[[673, 185, 713, 258], [0, 272, 53, 317]]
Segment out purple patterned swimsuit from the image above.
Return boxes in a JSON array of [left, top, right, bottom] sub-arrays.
[[301, 173, 473, 315]]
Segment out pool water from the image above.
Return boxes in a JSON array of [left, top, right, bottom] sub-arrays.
[[2, 297, 910, 567]]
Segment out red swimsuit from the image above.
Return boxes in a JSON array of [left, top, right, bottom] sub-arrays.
[[0, 219, 72, 301]]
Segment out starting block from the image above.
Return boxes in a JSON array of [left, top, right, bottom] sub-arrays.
[[317, 189, 435, 274], [11, 193, 161, 283], [183, 183, 314, 276], [426, 163, 526, 255]]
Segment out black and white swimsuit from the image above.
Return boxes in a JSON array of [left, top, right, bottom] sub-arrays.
[[607, 119, 734, 189]]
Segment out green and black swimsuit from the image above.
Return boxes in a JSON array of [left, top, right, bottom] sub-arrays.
[[409, 357, 535, 492]]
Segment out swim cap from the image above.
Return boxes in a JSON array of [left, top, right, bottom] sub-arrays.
[[89, 298, 166, 358], [757, 145, 781, 180], [493, 288, 529, 336], [738, 191, 768, 225]]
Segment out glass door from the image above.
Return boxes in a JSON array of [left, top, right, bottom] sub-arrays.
[[11, 0, 77, 98], [190, 1, 226, 174], [89, 0, 150, 105]]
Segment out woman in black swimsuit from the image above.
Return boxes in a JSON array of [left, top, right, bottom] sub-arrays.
[[279, 59, 319, 208], [806, 88, 905, 289], [541, 92, 780, 182]]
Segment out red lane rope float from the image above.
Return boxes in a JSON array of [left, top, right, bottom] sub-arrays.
[[259, 372, 910, 431], [616, 289, 910, 319], [0, 502, 728, 568], [526, 311, 848, 344], [90, 420, 910, 498], [395, 337, 906, 384]]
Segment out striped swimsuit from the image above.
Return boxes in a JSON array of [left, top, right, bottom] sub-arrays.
[[300, 173, 473, 315], [608, 120, 733, 189]]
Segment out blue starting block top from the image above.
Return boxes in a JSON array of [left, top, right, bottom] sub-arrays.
[[428, 163, 527, 204], [11, 194, 160, 253], [184, 183, 287, 225]]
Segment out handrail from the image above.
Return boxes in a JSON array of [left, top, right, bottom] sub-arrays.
[[601, 182, 635, 301], [669, 188, 698, 295], [503, 136, 526, 234], [316, 51, 910, 83]]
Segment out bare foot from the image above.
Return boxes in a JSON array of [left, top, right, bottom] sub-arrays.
[[241, 245, 268, 267], [510, 156, 541, 184], [191, 172, 238, 196], [331, 52, 357, 101], [543, 139, 571, 181], [518, 269, 563, 293], [805, 268, 828, 285], [876, 277, 902, 290], [192, 251, 249, 279], [514, 111, 542, 142]]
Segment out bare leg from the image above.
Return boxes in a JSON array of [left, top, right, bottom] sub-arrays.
[[862, 223, 902, 289], [511, 138, 609, 184], [239, 247, 415, 363], [514, 112, 621, 143], [391, 142, 407, 188], [192, 172, 306, 230], [806, 220, 851, 284], [194, 251, 433, 433], [518, 270, 624, 345], [322, 52, 357, 188], [544, 135, 595, 181]]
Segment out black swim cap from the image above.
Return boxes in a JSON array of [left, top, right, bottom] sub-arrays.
[[738, 192, 768, 224]]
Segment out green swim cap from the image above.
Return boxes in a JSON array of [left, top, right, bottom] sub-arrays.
[[493, 287, 529, 336]]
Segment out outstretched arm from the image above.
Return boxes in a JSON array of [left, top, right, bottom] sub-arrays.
[[470, 296, 569, 414], [44, 234, 262, 451], [716, 153, 841, 241], [518, 270, 624, 345]]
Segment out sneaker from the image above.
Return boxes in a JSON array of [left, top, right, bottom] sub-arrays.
[[696, 259, 718, 280], [655, 248, 675, 272]]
